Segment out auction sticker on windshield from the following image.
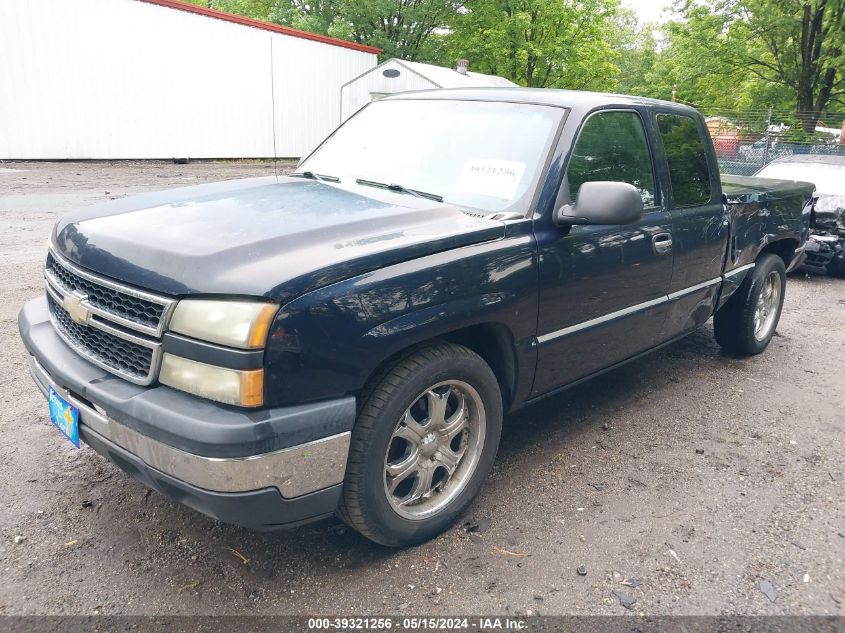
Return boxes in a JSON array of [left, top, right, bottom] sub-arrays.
[[48, 387, 80, 448], [455, 159, 527, 200]]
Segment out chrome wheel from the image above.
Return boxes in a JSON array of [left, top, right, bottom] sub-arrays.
[[753, 270, 781, 341], [383, 380, 486, 520]]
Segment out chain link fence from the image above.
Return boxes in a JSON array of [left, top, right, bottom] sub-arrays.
[[696, 108, 845, 176]]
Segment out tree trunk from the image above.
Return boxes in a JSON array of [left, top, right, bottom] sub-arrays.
[[796, 2, 818, 134], [796, 96, 820, 135], [797, 64, 837, 134]]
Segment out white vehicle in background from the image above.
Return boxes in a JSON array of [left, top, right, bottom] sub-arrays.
[[756, 155, 845, 276], [738, 138, 794, 162]]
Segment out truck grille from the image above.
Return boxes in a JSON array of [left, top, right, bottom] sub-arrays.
[[43, 250, 176, 385], [47, 295, 154, 381], [46, 252, 166, 333]]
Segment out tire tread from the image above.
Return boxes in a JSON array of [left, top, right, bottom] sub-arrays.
[[714, 253, 785, 355], [338, 341, 499, 545]]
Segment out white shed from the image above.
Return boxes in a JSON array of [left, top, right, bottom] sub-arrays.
[[0, 0, 380, 159], [340, 59, 518, 121]]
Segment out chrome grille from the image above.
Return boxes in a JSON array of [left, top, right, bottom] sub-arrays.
[[44, 249, 175, 385], [48, 295, 154, 381], [46, 252, 165, 331]]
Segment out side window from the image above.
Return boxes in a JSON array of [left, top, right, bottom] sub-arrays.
[[657, 114, 712, 206], [567, 111, 656, 208]]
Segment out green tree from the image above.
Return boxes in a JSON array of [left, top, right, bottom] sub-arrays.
[[639, 5, 761, 107], [664, 0, 844, 131], [184, 0, 276, 19], [449, 0, 620, 89], [327, 0, 462, 61], [193, 0, 459, 62], [611, 7, 660, 97], [268, 0, 341, 34], [736, 0, 843, 131]]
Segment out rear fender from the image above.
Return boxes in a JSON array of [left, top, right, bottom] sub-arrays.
[[724, 182, 812, 271]]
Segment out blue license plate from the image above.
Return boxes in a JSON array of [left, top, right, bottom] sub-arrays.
[[48, 387, 80, 448]]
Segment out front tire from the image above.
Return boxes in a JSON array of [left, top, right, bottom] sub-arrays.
[[338, 342, 503, 547], [714, 253, 786, 355]]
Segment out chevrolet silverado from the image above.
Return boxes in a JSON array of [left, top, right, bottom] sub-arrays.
[[19, 89, 813, 546]]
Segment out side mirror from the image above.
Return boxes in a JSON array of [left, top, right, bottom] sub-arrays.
[[555, 181, 644, 226]]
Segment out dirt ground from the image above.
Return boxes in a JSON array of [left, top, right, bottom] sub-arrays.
[[0, 161, 842, 616]]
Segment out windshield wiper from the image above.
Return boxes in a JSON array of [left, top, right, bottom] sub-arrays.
[[290, 171, 340, 182], [355, 178, 443, 203]]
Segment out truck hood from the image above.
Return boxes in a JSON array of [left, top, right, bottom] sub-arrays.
[[54, 177, 506, 301]]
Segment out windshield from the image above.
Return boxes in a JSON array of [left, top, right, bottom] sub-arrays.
[[756, 161, 845, 196], [299, 99, 564, 212]]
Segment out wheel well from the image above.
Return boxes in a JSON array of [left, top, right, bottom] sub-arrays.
[[760, 238, 798, 267], [440, 324, 516, 409], [362, 324, 517, 411]]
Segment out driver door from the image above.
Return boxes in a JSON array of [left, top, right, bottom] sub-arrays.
[[532, 109, 674, 396]]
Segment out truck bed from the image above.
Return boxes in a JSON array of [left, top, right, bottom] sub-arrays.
[[721, 174, 815, 205], [721, 174, 813, 270]]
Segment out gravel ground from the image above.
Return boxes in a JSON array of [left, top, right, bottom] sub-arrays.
[[0, 161, 842, 616]]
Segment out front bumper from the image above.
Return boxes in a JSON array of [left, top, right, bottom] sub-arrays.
[[19, 297, 355, 530]]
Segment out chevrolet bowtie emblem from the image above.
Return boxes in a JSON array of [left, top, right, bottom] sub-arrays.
[[63, 293, 91, 325]]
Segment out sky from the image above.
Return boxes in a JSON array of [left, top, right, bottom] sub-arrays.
[[622, 0, 673, 24]]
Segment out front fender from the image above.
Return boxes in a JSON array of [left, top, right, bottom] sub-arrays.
[[263, 223, 538, 407], [362, 293, 513, 341]]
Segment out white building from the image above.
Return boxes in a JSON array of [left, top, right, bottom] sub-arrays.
[[0, 0, 379, 159], [341, 58, 517, 121]]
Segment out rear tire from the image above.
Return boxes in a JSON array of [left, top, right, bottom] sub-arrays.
[[714, 253, 786, 355], [338, 342, 503, 547]]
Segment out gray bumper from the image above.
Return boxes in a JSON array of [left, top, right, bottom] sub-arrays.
[[19, 296, 354, 504], [29, 356, 350, 498]]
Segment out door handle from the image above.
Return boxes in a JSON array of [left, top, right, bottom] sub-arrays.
[[652, 232, 673, 255]]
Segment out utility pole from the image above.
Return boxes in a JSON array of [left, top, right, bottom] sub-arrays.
[[762, 107, 773, 167]]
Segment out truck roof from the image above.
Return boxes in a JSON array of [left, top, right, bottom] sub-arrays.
[[386, 87, 701, 117]]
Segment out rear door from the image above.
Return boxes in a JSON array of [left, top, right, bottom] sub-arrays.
[[532, 108, 674, 396], [654, 112, 728, 339]]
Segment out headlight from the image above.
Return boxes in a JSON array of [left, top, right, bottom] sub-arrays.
[[159, 354, 264, 407], [169, 299, 278, 349]]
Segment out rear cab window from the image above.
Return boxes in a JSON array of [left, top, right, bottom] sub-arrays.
[[566, 110, 657, 208], [656, 114, 712, 207]]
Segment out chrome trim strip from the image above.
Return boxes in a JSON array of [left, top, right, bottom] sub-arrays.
[[87, 314, 161, 350], [667, 277, 722, 301], [537, 274, 729, 345], [536, 295, 667, 344], [46, 249, 176, 337], [29, 356, 349, 498], [108, 425, 350, 498], [724, 263, 756, 277], [44, 278, 66, 305]]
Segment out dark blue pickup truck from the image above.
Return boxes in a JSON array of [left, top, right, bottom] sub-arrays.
[[19, 89, 813, 546]]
